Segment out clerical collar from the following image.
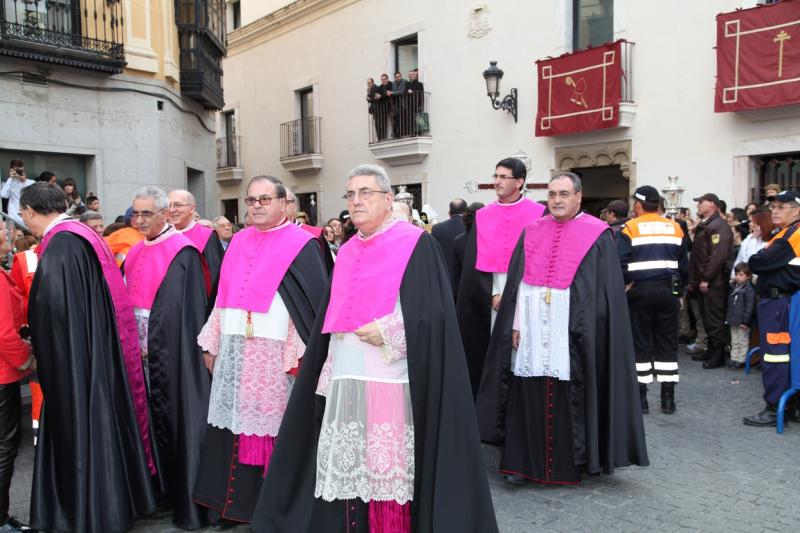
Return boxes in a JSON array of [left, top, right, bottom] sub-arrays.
[[144, 224, 174, 245], [496, 195, 525, 206], [549, 211, 585, 224], [254, 218, 290, 233], [42, 213, 72, 238], [358, 217, 398, 241]]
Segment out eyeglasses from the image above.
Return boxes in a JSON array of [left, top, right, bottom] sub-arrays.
[[547, 191, 576, 200], [342, 188, 388, 202], [169, 202, 194, 209], [244, 195, 284, 206], [493, 173, 517, 180], [131, 209, 163, 219]]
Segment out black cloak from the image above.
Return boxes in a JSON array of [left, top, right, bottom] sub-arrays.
[[146, 246, 211, 529], [29, 231, 156, 533], [455, 224, 493, 397], [192, 240, 328, 523], [250, 233, 498, 533], [476, 230, 649, 476], [202, 231, 225, 316]]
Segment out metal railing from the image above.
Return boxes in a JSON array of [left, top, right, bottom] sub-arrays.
[[368, 91, 431, 144], [280, 117, 322, 159], [216, 136, 241, 168], [0, 0, 125, 66], [621, 40, 634, 103]]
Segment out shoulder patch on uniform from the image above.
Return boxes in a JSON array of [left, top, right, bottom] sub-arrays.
[[711, 234, 720, 244]]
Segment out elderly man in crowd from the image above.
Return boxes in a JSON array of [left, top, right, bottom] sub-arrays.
[[431, 198, 467, 294], [251, 164, 497, 533], [744, 190, 800, 427], [79, 211, 104, 235], [213, 216, 233, 250], [125, 186, 211, 529]]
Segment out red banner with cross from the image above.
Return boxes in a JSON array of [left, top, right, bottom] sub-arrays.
[[535, 41, 622, 137], [715, 0, 800, 112]]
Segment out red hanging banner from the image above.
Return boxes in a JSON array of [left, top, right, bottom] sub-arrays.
[[535, 41, 622, 137], [715, 0, 800, 112]]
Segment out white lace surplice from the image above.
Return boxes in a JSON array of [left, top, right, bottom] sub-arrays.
[[513, 282, 571, 381], [314, 300, 414, 504], [198, 293, 304, 437]]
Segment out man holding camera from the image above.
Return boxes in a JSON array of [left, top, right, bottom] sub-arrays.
[[1, 161, 35, 226]]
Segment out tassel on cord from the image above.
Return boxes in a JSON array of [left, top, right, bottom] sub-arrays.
[[246, 310, 254, 339]]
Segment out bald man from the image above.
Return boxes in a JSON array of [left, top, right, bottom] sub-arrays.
[[168, 189, 225, 314]]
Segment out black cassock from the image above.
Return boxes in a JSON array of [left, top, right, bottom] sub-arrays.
[[145, 246, 211, 529], [192, 240, 328, 523], [477, 231, 649, 483], [29, 231, 156, 533], [250, 234, 498, 533], [201, 231, 225, 317], [455, 224, 493, 397]]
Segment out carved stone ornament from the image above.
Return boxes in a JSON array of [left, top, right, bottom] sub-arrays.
[[468, 5, 491, 38]]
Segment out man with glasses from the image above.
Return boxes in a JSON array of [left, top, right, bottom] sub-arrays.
[[252, 164, 497, 533], [192, 176, 327, 529], [21, 183, 156, 533], [744, 191, 800, 427], [168, 189, 225, 315], [456, 158, 545, 397], [477, 172, 648, 486], [124, 185, 211, 530], [212, 216, 233, 250]]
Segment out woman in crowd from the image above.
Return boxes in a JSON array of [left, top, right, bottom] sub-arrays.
[[62, 177, 85, 216], [731, 208, 774, 281], [323, 224, 337, 252], [326, 217, 343, 251]]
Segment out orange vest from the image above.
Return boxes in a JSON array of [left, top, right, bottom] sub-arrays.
[[105, 226, 144, 267], [10, 248, 37, 318]]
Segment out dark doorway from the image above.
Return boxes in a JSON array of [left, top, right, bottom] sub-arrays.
[[187, 167, 206, 217], [297, 192, 318, 226], [392, 183, 423, 214], [222, 198, 239, 225], [571, 165, 629, 217]]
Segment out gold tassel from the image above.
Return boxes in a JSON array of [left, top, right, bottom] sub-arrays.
[[246, 311, 254, 339]]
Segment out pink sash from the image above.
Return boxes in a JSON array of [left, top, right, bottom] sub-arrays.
[[125, 232, 195, 310], [39, 220, 155, 474], [323, 221, 423, 333], [475, 199, 545, 273], [523, 214, 609, 289], [216, 223, 313, 312]]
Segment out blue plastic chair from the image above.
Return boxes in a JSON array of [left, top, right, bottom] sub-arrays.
[[776, 291, 800, 434]]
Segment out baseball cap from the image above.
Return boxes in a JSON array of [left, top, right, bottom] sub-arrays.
[[692, 193, 721, 206], [767, 190, 800, 204], [339, 209, 350, 221], [632, 185, 660, 204]]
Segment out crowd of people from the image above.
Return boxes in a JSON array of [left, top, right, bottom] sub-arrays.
[[0, 153, 797, 532], [366, 69, 427, 141]]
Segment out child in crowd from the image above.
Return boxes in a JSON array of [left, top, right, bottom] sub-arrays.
[[726, 262, 756, 369]]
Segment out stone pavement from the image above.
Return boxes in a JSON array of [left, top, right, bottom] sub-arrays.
[[8, 349, 800, 532]]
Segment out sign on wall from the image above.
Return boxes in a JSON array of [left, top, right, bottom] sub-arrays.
[[715, 0, 800, 112]]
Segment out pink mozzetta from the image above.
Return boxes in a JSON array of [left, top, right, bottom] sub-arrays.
[[475, 198, 545, 273], [124, 232, 195, 310], [181, 222, 214, 251], [39, 220, 156, 475], [322, 221, 423, 333], [523, 213, 609, 289], [215, 222, 313, 312]]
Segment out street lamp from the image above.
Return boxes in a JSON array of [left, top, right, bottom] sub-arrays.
[[483, 61, 518, 123], [661, 176, 684, 218]]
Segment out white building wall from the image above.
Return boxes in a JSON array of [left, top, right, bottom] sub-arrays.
[[0, 59, 218, 220], [220, 0, 800, 222]]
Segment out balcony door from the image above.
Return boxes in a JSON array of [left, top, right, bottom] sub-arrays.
[[298, 87, 314, 155], [223, 111, 237, 167]]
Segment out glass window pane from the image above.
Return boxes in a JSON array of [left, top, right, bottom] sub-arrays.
[[573, 0, 613, 50]]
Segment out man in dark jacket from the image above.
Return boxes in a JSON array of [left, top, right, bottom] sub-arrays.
[[604, 199, 629, 235], [432, 198, 467, 295], [689, 193, 734, 369]]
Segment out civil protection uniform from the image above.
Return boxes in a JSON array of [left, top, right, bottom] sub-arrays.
[[618, 212, 688, 412], [748, 221, 800, 408]]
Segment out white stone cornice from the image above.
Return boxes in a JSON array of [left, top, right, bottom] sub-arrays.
[[227, 0, 361, 56]]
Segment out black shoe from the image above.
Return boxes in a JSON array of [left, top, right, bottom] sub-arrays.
[[212, 518, 241, 530], [660, 383, 676, 414], [703, 350, 725, 369], [639, 384, 649, 414], [743, 407, 778, 427], [0, 517, 32, 532], [503, 473, 529, 485]]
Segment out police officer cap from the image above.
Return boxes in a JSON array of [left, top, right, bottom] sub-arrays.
[[767, 190, 800, 204], [691, 193, 721, 206], [633, 185, 660, 204]]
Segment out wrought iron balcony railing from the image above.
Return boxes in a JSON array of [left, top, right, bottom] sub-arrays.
[[0, 0, 125, 73], [216, 135, 241, 168], [280, 117, 322, 159], [368, 91, 431, 144]]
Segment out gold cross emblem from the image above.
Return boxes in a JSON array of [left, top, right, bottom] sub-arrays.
[[774, 30, 791, 78]]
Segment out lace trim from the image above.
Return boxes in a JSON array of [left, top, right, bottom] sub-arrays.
[[375, 310, 407, 364]]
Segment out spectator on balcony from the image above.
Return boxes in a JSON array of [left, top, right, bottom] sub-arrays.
[[406, 68, 427, 135], [2, 160, 34, 226], [62, 177, 86, 217], [36, 171, 57, 184], [390, 71, 409, 137], [79, 211, 105, 236], [366, 77, 383, 140], [85, 193, 100, 213], [373, 74, 391, 141]]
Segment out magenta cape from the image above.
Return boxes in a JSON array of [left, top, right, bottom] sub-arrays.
[[475, 199, 545, 273], [216, 223, 313, 312], [322, 221, 423, 333], [39, 220, 155, 474], [125, 232, 195, 310], [182, 223, 214, 251], [523, 213, 609, 289], [300, 223, 324, 238]]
